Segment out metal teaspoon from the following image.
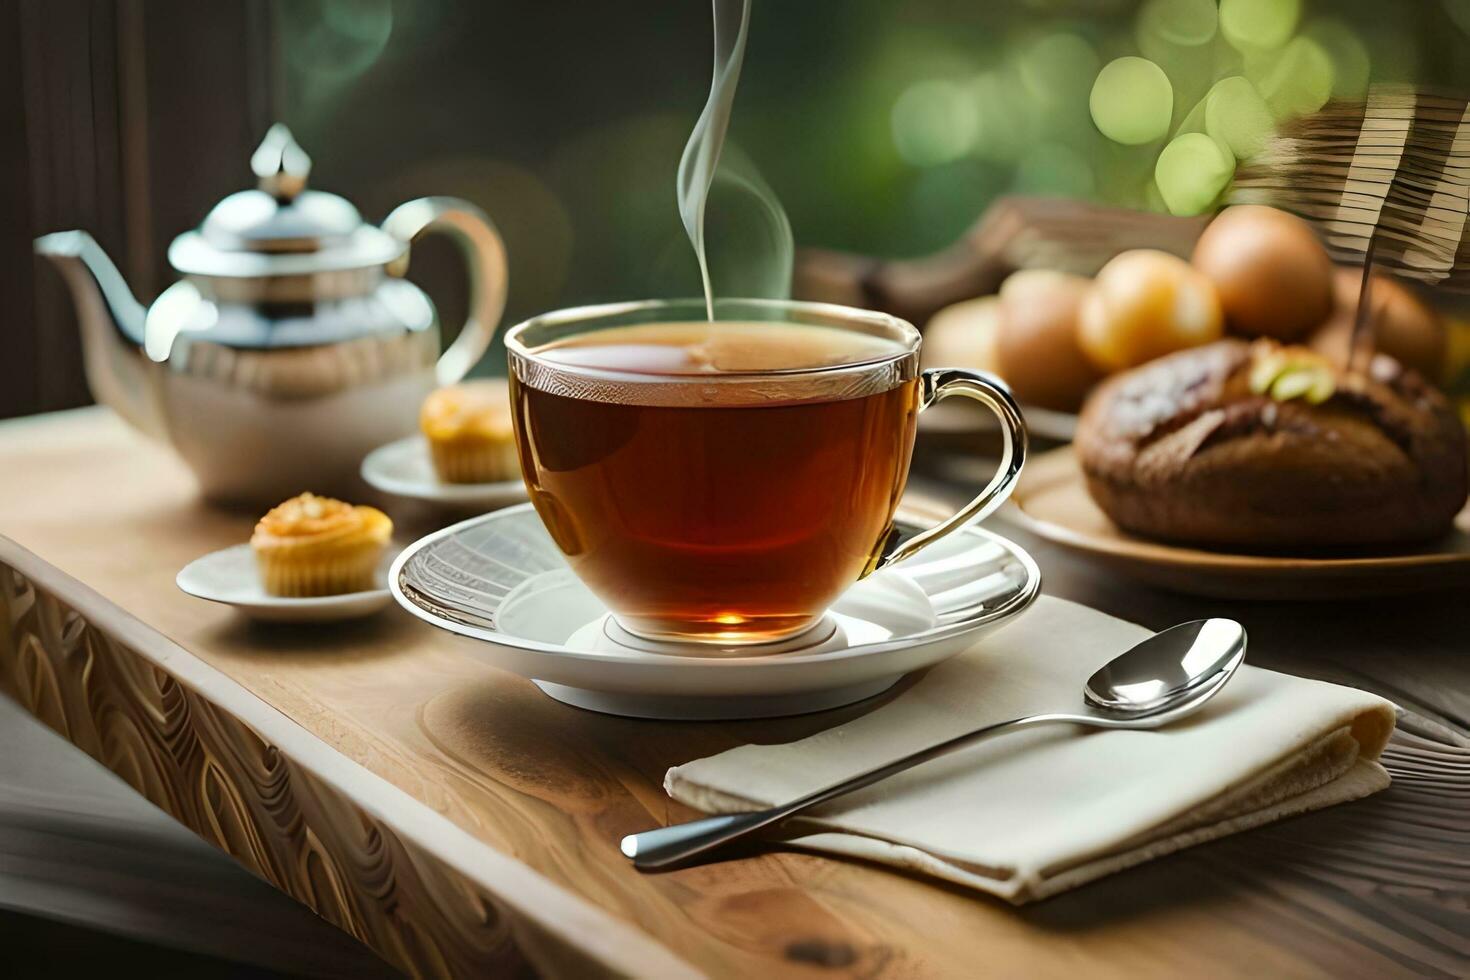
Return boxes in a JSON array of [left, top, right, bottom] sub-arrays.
[[621, 617, 1247, 870]]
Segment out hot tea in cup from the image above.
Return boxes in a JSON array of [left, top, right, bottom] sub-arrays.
[[506, 299, 1025, 645]]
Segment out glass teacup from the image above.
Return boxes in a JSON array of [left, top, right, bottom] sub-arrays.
[[506, 298, 1025, 645]]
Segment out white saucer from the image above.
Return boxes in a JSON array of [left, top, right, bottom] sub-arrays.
[[177, 544, 396, 622], [390, 503, 1041, 719], [360, 435, 528, 510]]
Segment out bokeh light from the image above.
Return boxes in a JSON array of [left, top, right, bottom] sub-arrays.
[[1090, 57, 1173, 145], [279, 0, 394, 82], [276, 0, 396, 125], [1303, 17, 1371, 98], [1137, 0, 1218, 48], [891, 80, 979, 167], [969, 69, 1033, 162], [981, 69, 1040, 161], [264, 0, 1470, 302], [800, 3, 1434, 226], [1013, 142, 1095, 198], [1204, 76, 1273, 159], [1220, 0, 1301, 52], [1017, 32, 1101, 113], [1254, 36, 1334, 119], [1156, 132, 1234, 215]]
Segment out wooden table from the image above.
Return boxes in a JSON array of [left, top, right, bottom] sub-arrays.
[[2, 408, 1467, 978]]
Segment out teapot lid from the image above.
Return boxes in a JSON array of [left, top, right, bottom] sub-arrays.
[[168, 125, 404, 279]]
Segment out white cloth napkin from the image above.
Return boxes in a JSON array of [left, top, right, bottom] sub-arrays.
[[666, 596, 1396, 903]]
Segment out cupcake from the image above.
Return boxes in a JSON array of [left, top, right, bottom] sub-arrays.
[[251, 492, 393, 597], [420, 379, 520, 484]]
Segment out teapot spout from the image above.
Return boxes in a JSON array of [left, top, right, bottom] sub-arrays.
[[34, 231, 164, 437]]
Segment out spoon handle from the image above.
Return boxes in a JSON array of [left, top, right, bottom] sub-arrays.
[[621, 710, 1085, 870]]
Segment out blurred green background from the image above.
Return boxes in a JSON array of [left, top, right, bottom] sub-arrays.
[[274, 0, 1470, 334]]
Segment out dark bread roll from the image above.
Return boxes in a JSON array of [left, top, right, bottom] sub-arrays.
[[1075, 339, 1468, 550]]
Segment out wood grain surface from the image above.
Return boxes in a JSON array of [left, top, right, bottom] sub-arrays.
[[0, 686, 399, 978], [2, 408, 1468, 978]]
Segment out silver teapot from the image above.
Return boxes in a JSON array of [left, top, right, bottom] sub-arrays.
[[35, 124, 508, 506]]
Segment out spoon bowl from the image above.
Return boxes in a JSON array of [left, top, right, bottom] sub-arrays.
[[1084, 618, 1247, 716]]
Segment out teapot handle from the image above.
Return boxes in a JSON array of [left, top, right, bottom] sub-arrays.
[[382, 197, 509, 386]]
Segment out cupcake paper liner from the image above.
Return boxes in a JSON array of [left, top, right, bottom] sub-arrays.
[[428, 438, 521, 484], [254, 539, 385, 597]]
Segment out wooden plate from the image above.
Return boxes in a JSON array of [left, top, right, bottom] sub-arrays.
[[1006, 447, 1470, 600]]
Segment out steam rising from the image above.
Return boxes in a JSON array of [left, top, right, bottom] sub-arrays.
[[676, 0, 793, 320]]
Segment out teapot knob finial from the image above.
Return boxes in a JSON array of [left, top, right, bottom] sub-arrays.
[[251, 123, 311, 202]]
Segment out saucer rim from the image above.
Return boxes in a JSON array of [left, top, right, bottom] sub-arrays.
[[360, 435, 528, 505], [389, 502, 1042, 668]]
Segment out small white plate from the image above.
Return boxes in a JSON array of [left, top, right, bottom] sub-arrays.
[[360, 435, 528, 510], [177, 544, 395, 622]]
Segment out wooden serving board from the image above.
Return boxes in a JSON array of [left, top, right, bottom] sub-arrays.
[[793, 196, 1209, 329], [1007, 447, 1470, 600], [2, 409, 1468, 978]]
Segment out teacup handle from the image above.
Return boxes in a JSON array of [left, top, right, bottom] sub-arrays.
[[873, 368, 1028, 571], [382, 196, 510, 386]]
